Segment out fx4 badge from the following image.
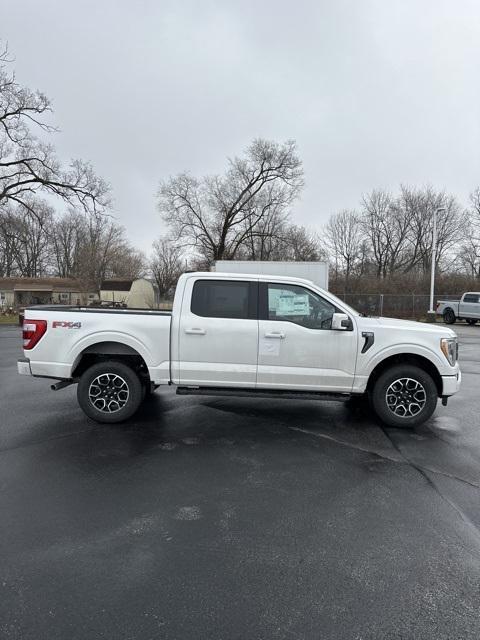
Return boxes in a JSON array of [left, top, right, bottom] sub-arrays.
[[52, 321, 82, 329]]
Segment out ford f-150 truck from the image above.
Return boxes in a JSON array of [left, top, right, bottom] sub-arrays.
[[436, 292, 480, 325], [17, 272, 461, 428]]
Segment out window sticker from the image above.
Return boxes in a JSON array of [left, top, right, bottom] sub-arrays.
[[269, 289, 310, 316]]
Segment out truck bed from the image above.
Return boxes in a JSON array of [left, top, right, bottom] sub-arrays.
[[22, 305, 172, 383]]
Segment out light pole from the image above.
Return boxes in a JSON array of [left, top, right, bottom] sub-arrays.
[[427, 206, 446, 322]]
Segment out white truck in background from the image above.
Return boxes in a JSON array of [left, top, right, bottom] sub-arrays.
[[18, 271, 460, 429], [213, 261, 329, 289], [436, 292, 480, 325]]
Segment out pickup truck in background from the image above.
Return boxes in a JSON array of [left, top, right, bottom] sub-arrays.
[[18, 272, 461, 429], [436, 292, 480, 325]]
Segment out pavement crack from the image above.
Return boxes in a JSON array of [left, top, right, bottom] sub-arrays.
[[289, 426, 403, 463], [418, 465, 480, 490], [0, 425, 105, 455], [291, 424, 480, 555], [379, 425, 480, 549], [290, 426, 480, 489]]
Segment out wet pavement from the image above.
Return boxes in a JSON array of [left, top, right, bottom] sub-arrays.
[[0, 323, 479, 639]]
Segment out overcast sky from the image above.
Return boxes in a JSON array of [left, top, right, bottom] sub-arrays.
[[5, 0, 480, 253]]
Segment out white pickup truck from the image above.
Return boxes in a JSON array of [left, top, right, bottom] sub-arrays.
[[18, 272, 461, 428], [436, 292, 480, 325]]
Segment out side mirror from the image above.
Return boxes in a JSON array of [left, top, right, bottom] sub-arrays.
[[332, 312, 352, 331]]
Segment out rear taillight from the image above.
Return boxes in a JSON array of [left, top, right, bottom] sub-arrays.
[[23, 319, 47, 350]]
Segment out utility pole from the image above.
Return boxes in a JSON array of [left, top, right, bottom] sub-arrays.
[[427, 207, 446, 322]]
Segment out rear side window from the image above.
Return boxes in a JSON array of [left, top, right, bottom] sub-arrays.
[[191, 280, 256, 319], [464, 294, 479, 303]]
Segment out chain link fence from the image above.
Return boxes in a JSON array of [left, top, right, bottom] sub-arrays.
[[335, 293, 461, 319], [156, 292, 460, 319]]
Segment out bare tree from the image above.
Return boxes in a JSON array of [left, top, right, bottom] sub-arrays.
[[325, 210, 364, 283], [13, 200, 53, 277], [470, 187, 480, 222], [72, 214, 144, 289], [0, 205, 16, 276], [235, 185, 290, 260], [158, 139, 304, 264], [360, 190, 395, 278], [0, 198, 53, 277], [358, 186, 466, 277], [454, 188, 480, 277], [456, 236, 480, 277], [399, 186, 467, 274], [0, 43, 109, 220], [49, 210, 85, 277], [280, 224, 325, 261], [107, 244, 145, 281], [151, 238, 184, 299]]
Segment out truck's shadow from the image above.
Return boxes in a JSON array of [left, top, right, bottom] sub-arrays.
[[82, 393, 451, 461], [27, 390, 459, 473]]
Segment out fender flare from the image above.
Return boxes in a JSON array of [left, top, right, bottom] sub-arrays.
[[68, 331, 152, 376], [363, 343, 445, 379]]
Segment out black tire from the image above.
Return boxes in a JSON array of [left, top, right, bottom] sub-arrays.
[[443, 308, 456, 324], [370, 364, 438, 429], [77, 360, 143, 423], [466, 318, 478, 326]]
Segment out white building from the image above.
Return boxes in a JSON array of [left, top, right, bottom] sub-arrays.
[[100, 278, 159, 308]]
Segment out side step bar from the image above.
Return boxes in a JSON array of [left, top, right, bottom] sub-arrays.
[[176, 386, 351, 402]]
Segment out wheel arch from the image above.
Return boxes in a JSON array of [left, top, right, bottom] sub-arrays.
[[366, 353, 442, 397], [72, 341, 150, 383]]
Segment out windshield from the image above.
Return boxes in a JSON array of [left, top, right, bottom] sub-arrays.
[[325, 290, 361, 316]]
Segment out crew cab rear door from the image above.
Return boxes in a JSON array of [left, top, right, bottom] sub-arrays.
[[177, 277, 259, 387]]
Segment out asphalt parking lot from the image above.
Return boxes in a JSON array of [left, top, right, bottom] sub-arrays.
[[1, 324, 479, 640]]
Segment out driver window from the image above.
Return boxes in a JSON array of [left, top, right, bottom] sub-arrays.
[[267, 284, 336, 330]]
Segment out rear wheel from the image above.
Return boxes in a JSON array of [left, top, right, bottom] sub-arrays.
[[370, 365, 438, 428], [443, 308, 456, 324], [77, 360, 143, 423], [466, 318, 478, 326]]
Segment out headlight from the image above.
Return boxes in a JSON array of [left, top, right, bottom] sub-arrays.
[[440, 337, 458, 366]]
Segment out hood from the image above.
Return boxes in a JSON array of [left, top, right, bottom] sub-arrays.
[[357, 316, 457, 338]]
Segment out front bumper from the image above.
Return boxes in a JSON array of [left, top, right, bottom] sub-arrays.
[[442, 369, 461, 396], [17, 357, 32, 376]]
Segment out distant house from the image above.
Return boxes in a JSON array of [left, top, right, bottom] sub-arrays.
[[0, 277, 98, 310], [100, 278, 159, 308], [0, 276, 159, 311]]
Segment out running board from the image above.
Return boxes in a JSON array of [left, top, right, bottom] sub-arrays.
[[176, 386, 351, 402]]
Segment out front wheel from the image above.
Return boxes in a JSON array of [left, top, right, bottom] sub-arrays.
[[370, 365, 438, 428], [466, 318, 478, 326], [77, 360, 143, 423]]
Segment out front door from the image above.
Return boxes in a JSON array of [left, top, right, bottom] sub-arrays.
[[257, 282, 357, 392], [177, 278, 259, 387]]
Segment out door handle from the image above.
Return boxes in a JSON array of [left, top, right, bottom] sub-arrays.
[[264, 331, 285, 339], [185, 328, 206, 335]]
